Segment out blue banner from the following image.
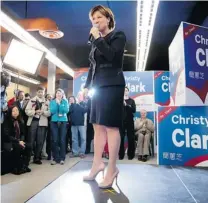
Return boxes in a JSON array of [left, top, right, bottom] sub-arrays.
[[169, 22, 208, 105], [158, 106, 208, 167], [124, 71, 154, 111], [73, 71, 88, 98], [154, 71, 170, 106], [183, 23, 208, 105], [73, 71, 155, 111], [73, 71, 157, 149]]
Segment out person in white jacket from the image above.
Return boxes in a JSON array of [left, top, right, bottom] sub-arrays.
[[25, 87, 50, 164], [134, 109, 154, 162]]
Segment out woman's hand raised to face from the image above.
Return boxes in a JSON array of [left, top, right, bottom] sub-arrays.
[[90, 27, 100, 40]]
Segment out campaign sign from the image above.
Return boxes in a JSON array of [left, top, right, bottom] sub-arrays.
[[158, 106, 208, 167], [154, 71, 171, 106], [73, 71, 155, 111], [169, 22, 208, 106], [73, 71, 88, 97], [124, 71, 154, 111], [183, 22, 208, 105], [169, 22, 186, 106], [154, 111, 158, 146]]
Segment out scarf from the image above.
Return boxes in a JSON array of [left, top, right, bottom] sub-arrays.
[[13, 120, 20, 139]]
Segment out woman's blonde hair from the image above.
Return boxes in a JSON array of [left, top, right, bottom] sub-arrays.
[[55, 88, 66, 99]]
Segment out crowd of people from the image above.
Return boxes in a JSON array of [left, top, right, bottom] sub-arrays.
[[1, 71, 154, 176]]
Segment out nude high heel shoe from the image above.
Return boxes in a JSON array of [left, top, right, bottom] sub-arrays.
[[83, 163, 105, 181], [98, 168, 119, 189]]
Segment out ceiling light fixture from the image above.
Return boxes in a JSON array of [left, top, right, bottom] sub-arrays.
[[136, 0, 159, 71], [39, 30, 64, 39], [0, 11, 74, 77], [3, 38, 45, 75]]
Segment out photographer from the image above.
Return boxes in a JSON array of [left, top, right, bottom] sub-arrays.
[[134, 109, 154, 162], [1, 71, 11, 124]]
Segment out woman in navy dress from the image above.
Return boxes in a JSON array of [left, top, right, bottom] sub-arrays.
[[83, 5, 126, 189]]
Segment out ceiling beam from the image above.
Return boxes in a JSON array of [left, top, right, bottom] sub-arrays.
[[187, 1, 208, 26]]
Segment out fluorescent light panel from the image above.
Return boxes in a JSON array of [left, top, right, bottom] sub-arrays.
[[136, 0, 159, 71], [3, 68, 41, 85], [3, 38, 44, 74], [0, 11, 74, 77]]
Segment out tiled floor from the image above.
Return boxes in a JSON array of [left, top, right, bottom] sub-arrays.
[[1, 154, 157, 203], [26, 161, 208, 203], [1, 158, 79, 203]]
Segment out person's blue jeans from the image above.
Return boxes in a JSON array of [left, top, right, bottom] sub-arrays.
[[51, 122, 67, 162], [71, 126, 86, 155]]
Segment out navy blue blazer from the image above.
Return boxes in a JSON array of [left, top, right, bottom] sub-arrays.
[[84, 30, 126, 89]]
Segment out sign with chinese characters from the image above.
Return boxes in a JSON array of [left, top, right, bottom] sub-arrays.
[[169, 22, 208, 106], [157, 106, 208, 167], [154, 71, 171, 107]]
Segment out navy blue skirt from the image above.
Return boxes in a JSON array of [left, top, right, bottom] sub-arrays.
[[90, 86, 125, 128]]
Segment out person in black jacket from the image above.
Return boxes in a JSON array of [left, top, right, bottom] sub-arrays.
[[1, 71, 11, 175], [1, 71, 11, 124], [45, 94, 53, 160], [119, 87, 136, 160], [14, 91, 27, 120], [3, 105, 31, 175], [68, 96, 88, 158], [14, 91, 29, 134], [83, 5, 126, 189], [85, 97, 94, 154]]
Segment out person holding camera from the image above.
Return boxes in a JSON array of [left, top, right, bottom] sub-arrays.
[[1, 71, 11, 124], [134, 109, 154, 162], [25, 86, 50, 164]]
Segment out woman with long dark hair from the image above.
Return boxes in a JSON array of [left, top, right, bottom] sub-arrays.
[[3, 105, 31, 175]]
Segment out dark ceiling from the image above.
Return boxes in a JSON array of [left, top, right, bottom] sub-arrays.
[[1, 1, 208, 75], [146, 1, 208, 71]]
